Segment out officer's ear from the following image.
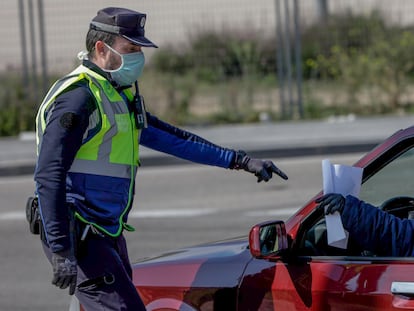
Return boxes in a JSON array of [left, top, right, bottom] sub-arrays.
[[92, 41, 111, 67], [95, 41, 107, 57]]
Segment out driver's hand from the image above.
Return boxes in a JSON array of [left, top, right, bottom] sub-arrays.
[[315, 193, 345, 214]]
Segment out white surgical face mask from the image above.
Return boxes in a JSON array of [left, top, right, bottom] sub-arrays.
[[104, 43, 145, 86]]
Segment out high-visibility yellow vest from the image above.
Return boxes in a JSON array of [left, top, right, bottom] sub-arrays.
[[36, 65, 140, 236]]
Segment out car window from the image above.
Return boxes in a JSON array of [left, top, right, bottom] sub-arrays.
[[359, 147, 414, 206], [298, 146, 414, 257]]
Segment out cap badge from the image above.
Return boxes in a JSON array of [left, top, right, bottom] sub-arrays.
[[140, 17, 146, 28]]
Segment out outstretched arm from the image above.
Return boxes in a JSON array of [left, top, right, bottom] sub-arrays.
[[140, 113, 288, 182]]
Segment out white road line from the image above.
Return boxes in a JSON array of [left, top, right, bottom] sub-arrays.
[[128, 208, 216, 218], [0, 211, 26, 221], [245, 207, 300, 217], [0, 208, 218, 221], [0, 207, 300, 221]]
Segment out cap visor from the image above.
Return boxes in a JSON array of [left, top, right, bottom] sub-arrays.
[[122, 35, 158, 48]]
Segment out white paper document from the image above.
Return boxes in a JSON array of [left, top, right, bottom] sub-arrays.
[[322, 159, 363, 249]]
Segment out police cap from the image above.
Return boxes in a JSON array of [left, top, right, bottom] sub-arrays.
[[90, 7, 158, 48]]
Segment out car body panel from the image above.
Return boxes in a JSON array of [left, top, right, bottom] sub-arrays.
[[133, 238, 253, 310], [239, 257, 414, 311], [79, 125, 414, 310]]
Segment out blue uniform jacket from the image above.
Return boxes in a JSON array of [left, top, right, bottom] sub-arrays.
[[341, 195, 414, 256], [35, 61, 236, 252]]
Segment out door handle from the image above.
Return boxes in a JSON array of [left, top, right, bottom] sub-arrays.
[[391, 282, 414, 296]]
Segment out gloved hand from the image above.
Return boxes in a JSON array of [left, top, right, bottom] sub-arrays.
[[51, 250, 77, 295], [233, 150, 288, 182], [315, 193, 345, 214]]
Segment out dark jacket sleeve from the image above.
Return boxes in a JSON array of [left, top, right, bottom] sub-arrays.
[[34, 85, 93, 253], [341, 195, 414, 256], [139, 112, 237, 168]]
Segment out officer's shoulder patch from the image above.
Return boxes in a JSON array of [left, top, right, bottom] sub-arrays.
[[60, 112, 78, 130]]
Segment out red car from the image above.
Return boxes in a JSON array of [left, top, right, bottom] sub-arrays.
[[78, 125, 414, 310]]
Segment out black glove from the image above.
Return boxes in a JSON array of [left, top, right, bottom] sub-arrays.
[[233, 150, 288, 182], [51, 250, 77, 295], [315, 193, 345, 215]]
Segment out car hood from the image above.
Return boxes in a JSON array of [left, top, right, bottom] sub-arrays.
[[134, 236, 249, 263], [132, 236, 253, 288]]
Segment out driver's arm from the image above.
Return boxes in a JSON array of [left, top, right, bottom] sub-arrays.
[[341, 195, 414, 257]]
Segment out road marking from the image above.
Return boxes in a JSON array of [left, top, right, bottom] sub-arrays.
[[0, 208, 217, 221], [128, 208, 216, 218], [245, 207, 300, 217], [0, 211, 26, 221], [0, 207, 300, 221]]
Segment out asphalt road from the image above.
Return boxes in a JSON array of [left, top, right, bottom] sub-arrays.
[[1, 115, 413, 309], [0, 153, 362, 311]]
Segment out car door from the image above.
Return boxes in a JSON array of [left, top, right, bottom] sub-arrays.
[[238, 135, 414, 311], [239, 256, 414, 311]]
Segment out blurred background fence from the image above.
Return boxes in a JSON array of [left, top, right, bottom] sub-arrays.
[[2, 0, 414, 136]]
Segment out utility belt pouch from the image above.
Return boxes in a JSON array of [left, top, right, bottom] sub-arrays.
[[25, 196, 41, 235]]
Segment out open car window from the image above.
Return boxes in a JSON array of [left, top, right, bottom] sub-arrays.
[[359, 147, 414, 207], [297, 146, 414, 258]]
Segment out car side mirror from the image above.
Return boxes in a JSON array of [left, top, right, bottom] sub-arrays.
[[249, 220, 288, 259]]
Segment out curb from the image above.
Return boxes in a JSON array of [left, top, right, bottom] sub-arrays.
[[0, 141, 379, 177]]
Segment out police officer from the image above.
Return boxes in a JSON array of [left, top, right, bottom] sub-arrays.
[[34, 7, 288, 310]]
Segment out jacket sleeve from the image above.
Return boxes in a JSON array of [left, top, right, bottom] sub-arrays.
[[34, 85, 93, 253], [341, 195, 414, 256], [139, 112, 237, 168]]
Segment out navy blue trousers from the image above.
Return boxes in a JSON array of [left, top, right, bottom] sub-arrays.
[[43, 233, 146, 310]]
